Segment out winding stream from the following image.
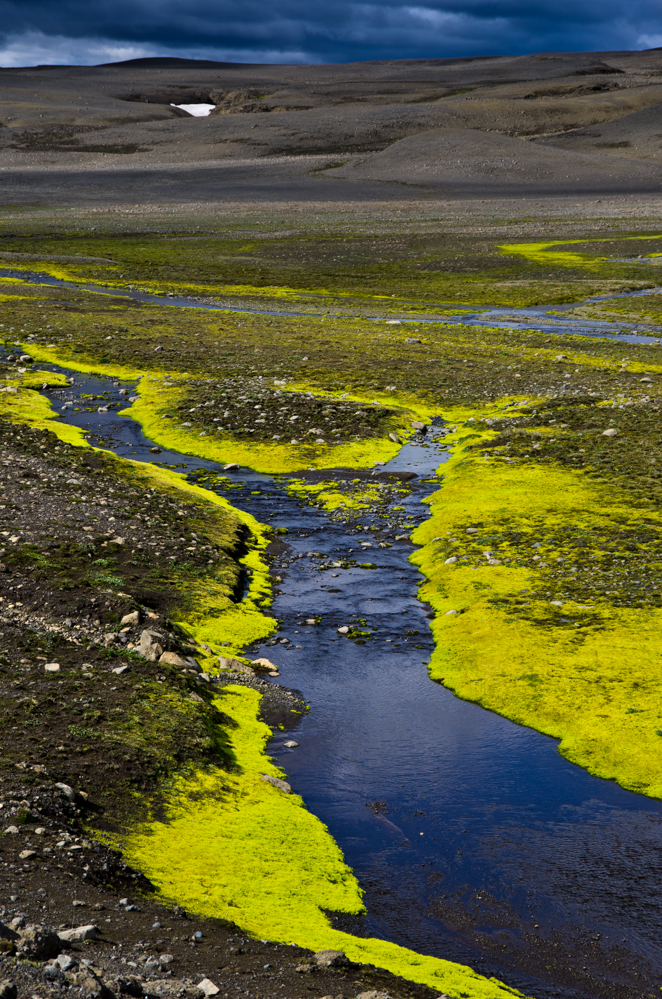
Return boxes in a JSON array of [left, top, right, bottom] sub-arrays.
[[21, 363, 662, 999], [4, 265, 662, 345]]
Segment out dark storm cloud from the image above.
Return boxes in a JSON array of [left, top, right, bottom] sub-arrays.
[[0, 0, 661, 66]]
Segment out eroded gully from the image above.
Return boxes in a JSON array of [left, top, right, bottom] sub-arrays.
[[17, 362, 662, 999]]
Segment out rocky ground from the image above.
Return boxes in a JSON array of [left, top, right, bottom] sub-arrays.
[[0, 417, 443, 999], [4, 50, 662, 203]]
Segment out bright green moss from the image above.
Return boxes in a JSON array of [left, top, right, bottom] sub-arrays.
[[125, 684, 524, 999], [413, 426, 662, 798]]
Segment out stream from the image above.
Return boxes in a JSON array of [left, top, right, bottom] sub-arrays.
[[4, 266, 662, 345], [18, 362, 662, 999]]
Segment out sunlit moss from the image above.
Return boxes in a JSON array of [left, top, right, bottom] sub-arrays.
[[413, 422, 662, 798], [125, 684, 525, 999]]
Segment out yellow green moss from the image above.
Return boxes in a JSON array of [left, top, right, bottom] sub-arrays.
[[412, 428, 662, 798], [499, 233, 662, 269], [125, 684, 524, 999], [0, 379, 275, 655]]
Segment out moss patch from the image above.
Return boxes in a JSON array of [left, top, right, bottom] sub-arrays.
[[126, 684, 525, 999]]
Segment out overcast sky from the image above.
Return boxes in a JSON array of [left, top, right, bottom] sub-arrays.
[[0, 0, 660, 68]]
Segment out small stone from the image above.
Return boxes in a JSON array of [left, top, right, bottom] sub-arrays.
[[218, 655, 254, 674], [465, 527, 479, 534], [305, 618, 317, 625], [357, 992, 390, 999], [411, 421, 427, 432], [57, 924, 98, 943], [284, 740, 299, 748], [18, 354, 32, 363], [18, 850, 36, 860], [602, 428, 618, 437], [55, 782, 76, 801], [43, 964, 65, 983], [260, 774, 292, 794], [251, 657, 279, 672], [0, 983, 16, 999], [445, 609, 457, 616], [16, 925, 61, 961], [44, 662, 60, 672], [111, 665, 131, 675], [313, 950, 349, 969], [120, 611, 140, 626], [405, 337, 421, 343], [337, 626, 349, 634], [223, 463, 239, 471], [56, 954, 78, 972], [388, 432, 402, 443], [444, 556, 457, 564], [159, 954, 174, 965], [4, 826, 18, 835], [159, 651, 189, 667], [149, 447, 161, 453], [197, 979, 220, 997]]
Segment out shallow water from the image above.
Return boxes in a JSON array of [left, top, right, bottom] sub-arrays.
[[24, 363, 662, 999], [4, 265, 662, 346]]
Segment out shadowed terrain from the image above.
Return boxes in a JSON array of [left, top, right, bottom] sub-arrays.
[[4, 50, 662, 202]]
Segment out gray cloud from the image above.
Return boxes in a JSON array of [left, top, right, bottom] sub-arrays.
[[0, 0, 660, 67]]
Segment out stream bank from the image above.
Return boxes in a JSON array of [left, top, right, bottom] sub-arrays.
[[20, 362, 662, 999]]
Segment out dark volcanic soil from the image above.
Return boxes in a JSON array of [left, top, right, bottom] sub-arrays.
[[4, 50, 662, 203], [0, 418, 439, 999]]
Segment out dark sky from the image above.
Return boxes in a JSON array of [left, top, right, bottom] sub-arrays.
[[0, 0, 660, 67]]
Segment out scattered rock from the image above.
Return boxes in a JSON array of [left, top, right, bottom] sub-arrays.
[[55, 782, 76, 801], [218, 655, 253, 673], [0, 983, 16, 999], [56, 953, 78, 972], [357, 992, 390, 999], [44, 662, 60, 672], [305, 618, 317, 625], [3, 826, 18, 835], [197, 978, 220, 996], [18, 849, 36, 860], [259, 774, 292, 794], [388, 432, 402, 443], [111, 665, 131, 675], [411, 421, 427, 432], [43, 963, 66, 983], [16, 924, 61, 961], [159, 651, 189, 667], [337, 626, 349, 634], [444, 556, 457, 564], [58, 924, 98, 943], [602, 428, 618, 437], [445, 609, 457, 616], [71, 966, 114, 999], [223, 463, 239, 471], [313, 950, 349, 969], [405, 337, 421, 344], [251, 657, 279, 672], [120, 611, 141, 626], [283, 740, 299, 748]]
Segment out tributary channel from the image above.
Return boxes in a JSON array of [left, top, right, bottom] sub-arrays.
[[22, 363, 662, 999], [5, 266, 662, 344]]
